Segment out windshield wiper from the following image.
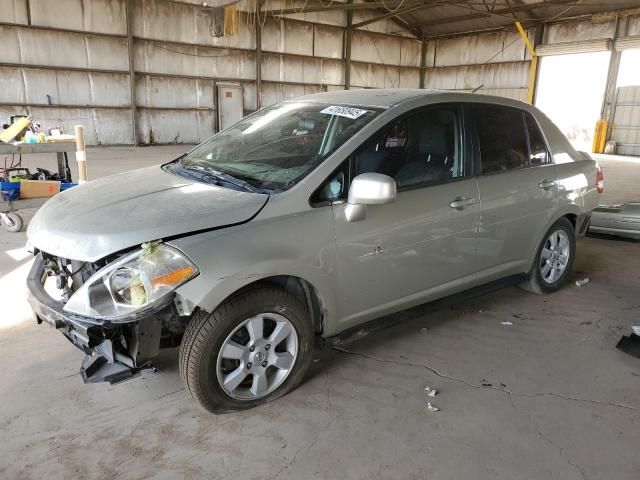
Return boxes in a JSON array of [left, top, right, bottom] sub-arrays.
[[182, 164, 258, 193]]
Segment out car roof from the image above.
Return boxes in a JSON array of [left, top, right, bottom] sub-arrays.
[[285, 88, 534, 111]]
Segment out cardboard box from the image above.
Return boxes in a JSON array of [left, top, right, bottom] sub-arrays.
[[19, 180, 60, 199]]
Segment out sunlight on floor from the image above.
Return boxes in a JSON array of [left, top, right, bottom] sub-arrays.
[[0, 258, 35, 330], [5, 247, 31, 262]]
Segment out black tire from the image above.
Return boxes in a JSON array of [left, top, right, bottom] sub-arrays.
[[519, 217, 576, 294], [1, 212, 23, 233], [179, 287, 314, 413]]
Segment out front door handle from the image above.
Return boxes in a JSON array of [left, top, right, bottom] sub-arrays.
[[539, 179, 556, 190], [450, 196, 476, 210]]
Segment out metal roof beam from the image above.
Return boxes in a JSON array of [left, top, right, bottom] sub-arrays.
[[359, 0, 429, 39], [261, 2, 412, 15], [260, 1, 486, 16], [413, 0, 577, 28]]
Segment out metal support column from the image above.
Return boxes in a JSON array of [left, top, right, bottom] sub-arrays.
[[531, 24, 544, 105], [602, 16, 627, 143], [256, 1, 264, 109], [126, 0, 138, 146], [419, 39, 427, 89], [516, 21, 537, 105], [344, 0, 353, 90]]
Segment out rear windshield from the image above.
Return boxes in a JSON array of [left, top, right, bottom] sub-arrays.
[[179, 102, 380, 192]]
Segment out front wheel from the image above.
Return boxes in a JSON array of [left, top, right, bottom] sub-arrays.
[[179, 287, 314, 413], [519, 217, 576, 294]]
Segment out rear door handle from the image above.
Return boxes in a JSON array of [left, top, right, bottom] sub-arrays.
[[449, 196, 476, 210], [539, 179, 556, 190]]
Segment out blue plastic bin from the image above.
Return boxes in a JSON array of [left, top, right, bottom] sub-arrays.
[[0, 182, 20, 201]]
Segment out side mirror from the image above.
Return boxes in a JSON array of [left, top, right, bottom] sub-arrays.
[[345, 173, 397, 222]]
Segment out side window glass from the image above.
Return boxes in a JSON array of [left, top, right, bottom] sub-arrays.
[[474, 106, 529, 174], [310, 162, 349, 204], [525, 114, 550, 166], [354, 107, 463, 189]]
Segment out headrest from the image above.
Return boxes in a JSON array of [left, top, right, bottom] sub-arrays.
[[419, 123, 449, 158], [298, 118, 315, 130]]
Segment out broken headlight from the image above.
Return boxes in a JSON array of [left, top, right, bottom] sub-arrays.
[[63, 243, 198, 321]]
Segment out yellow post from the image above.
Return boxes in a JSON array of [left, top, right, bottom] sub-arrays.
[[592, 120, 608, 154], [516, 21, 537, 104]]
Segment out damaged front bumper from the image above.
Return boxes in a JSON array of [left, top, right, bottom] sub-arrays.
[[27, 255, 170, 384]]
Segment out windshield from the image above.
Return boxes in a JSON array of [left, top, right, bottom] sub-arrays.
[[178, 102, 380, 192]]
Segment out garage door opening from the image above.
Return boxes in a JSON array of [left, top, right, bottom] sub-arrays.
[[535, 51, 611, 151], [618, 48, 640, 88]]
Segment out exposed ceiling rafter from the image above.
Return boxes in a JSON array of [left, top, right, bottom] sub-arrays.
[[260, 1, 492, 16], [257, 0, 640, 38], [413, 0, 577, 28]]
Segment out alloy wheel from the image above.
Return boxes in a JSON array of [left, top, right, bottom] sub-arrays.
[[539, 229, 570, 284], [216, 313, 298, 400]]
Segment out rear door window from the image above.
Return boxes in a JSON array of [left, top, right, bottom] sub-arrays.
[[525, 114, 551, 166], [473, 106, 529, 174]]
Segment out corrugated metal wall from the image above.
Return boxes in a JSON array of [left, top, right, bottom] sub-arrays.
[[0, 0, 425, 145], [423, 30, 533, 102], [8, 1, 635, 146]]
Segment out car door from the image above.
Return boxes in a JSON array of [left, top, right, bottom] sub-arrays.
[[472, 105, 559, 277], [318, 105, 480, 333]]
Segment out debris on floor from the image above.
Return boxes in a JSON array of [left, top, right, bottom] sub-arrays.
[[617, 332, 640, 359], [426, 402, 440, 412], [424, 386, 437, 397], [501, 320, 514, 326], [575, 278, 590, 287]]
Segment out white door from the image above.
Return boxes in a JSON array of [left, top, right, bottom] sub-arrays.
[[217, 84, 243, 131]]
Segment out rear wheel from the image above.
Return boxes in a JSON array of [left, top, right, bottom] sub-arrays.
[[179, 287, 314, 413], [520, 217, 575, 294]]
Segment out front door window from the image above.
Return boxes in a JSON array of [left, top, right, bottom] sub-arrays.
[[354, 107, 465, 189]]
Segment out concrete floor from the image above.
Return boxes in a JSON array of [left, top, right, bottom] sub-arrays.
[[0, 147, 638, 479]]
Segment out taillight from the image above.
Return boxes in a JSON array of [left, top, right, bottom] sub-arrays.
[[596, 168, 604, 193]]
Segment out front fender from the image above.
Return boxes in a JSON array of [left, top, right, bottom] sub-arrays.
[[168, 208, 338, 333]]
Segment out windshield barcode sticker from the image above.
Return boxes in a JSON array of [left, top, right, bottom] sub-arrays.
[[320, 106, 369, 119]]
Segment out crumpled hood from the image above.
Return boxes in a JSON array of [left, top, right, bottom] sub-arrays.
[[27, 165, 268, 262]]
